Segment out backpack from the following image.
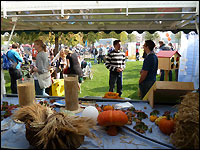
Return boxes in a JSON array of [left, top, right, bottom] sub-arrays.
[[95, 49, 98, 55], [2, 51, 17, 70]]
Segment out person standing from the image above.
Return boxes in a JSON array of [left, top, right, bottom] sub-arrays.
[[139, 40, 158, 99], [98, 46, 104, 64], [30, 40, 50, 96], [92, 46, 98, 64], [6, 43, 23, 94], [168, 43, 174, 51], [105, 40, 126, 97], [158, 41, 172, 81], [65, 49, 83, 92], [55, 48, 68, 79]]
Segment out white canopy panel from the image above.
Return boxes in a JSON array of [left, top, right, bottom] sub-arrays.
[[1, 1, 199, 34]]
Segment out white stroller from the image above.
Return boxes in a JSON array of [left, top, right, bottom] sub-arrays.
[[81, 59, 93, 79]]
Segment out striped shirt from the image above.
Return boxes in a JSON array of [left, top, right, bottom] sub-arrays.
[[105, 49, 126, 72]]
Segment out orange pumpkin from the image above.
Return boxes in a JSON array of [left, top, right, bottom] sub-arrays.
[[97, 110, 128, 136], [159, 115, 175, 135], [103, 92, 119, 99], [103, 105, 114, 111]]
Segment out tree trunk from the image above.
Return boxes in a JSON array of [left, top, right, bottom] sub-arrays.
[[54, 36, 59, 56]]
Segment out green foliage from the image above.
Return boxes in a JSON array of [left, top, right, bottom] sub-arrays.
[[128, 34, 137, 42], [143, 31, 160, 42], [144, 31, 154, 40], [87, 31, 96, 46], [108, 31, 120, 39], [120, 31, 128, 44]]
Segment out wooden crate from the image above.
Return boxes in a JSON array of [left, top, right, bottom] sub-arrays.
[[142, 81, 194, 108]]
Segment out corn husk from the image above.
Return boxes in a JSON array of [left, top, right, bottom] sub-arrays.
[[170, 92, 199, 149], [12, 103, 97, 149]]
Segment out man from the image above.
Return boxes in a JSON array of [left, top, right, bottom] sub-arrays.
[[7, 44, 23, 94], [98, 46, 104, 64], [158, 41, 172, 81], [105, 40, 126, 97], [158, 41, 170, 51], [139, 40, 158, 99], [92, 46, 98, 64]]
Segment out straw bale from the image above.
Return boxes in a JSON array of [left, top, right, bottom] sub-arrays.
[[170, 92, 199, 149]]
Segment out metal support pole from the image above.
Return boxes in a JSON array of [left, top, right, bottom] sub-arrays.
[[2, 11, 197, 18], [126, 1, 128, 16], [61, 1, 64, 18], [195, 1, 199, 35], [2, 1, 7, 19], [5, 21, 17, 53], [195, 18, 199, 35]]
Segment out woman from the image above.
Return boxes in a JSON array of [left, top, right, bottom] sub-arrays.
[[56, 48, 68, 79], [31, 40, 50, 96], [65, 49, 83, 92]]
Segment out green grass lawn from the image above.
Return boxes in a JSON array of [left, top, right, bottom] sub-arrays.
[[3, 59, 176, 100]]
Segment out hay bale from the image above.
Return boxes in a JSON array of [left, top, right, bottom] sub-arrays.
[[170, 92, 199, 149]]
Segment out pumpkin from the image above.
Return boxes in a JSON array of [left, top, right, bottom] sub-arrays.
[[150, 115, 158, 122], [97, 110, 128, 136], [155, 116, 166, 126], [103, 105, 114, 111], [159, 115, 175, 135], [103, 92, 119, 99]]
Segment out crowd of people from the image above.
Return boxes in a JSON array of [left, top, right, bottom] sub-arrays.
[[1, 39, 176, 99]]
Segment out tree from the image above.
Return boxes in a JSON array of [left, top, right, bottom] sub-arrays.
[[96, 31, 108, 41], [127, 33, 136, 42], [143, 31, 160, 42], [144, 31, 153, 40], [87, 31, 96, 46], [108, 31, 120, 39], [153, 31, 161, 43], [120, 31, 128, 44]]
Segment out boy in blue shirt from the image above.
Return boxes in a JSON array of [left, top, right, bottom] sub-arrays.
[[139, 40, 158, 99]]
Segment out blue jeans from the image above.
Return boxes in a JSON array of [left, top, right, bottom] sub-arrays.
[[109, 71, 122, 97], [160, 70, 172, 81], [139, 80, 155, 99], [9, 68, 22, 94], [93, 55, 97, 64]]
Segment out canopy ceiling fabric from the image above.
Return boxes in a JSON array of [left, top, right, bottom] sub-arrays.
[[1, 1, 199, 34]]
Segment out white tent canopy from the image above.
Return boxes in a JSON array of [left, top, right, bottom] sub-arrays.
[[1, 1, 199, 34]]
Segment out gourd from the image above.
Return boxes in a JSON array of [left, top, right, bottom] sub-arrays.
[[97, 110, 128, 136], [103, 105, 114, 111], [150, 115, 158, 122], [159, 115, 175, 135]]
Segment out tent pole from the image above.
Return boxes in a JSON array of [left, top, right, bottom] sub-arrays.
[[5, 21, 17, 53], [195, 18, 199, 35]]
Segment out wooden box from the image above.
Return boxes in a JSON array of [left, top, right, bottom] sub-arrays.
[[142, 81, 194, 108], [157, 51, 181, 70]]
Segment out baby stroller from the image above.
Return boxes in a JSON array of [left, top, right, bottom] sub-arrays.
[[81, 59, 93, 79]]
